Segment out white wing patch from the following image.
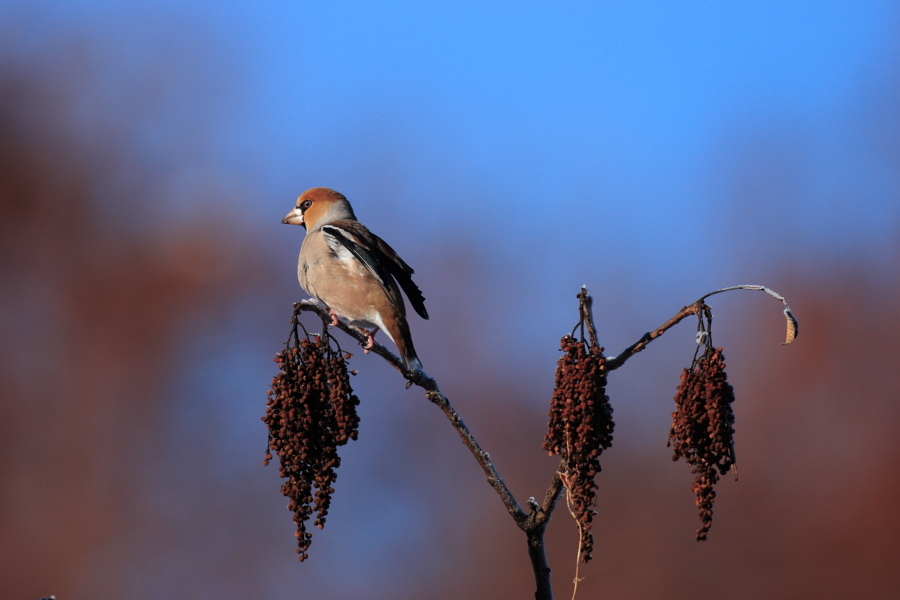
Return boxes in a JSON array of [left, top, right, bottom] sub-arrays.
[[323, 228, 357, 263]]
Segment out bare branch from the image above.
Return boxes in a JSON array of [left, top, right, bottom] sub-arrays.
[[537, 464, 566, 524], [291, 300, 528, 525], [527, 527, 554, 600], [605, 301, 704, 371], [605, 284, 798, 371]]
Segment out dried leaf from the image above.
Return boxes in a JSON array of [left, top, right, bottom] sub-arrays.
[[699, 284, 799, 345]]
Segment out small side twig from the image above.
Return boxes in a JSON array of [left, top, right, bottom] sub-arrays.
[[606, 283, 798, 371], [576, 286, 600, 348], [605, 302, 704, 371]]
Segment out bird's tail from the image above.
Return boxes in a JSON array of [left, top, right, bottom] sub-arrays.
[[390, 323, 423, 371]]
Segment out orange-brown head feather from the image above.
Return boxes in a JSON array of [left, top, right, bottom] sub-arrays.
[[282, 187, 356, 230]]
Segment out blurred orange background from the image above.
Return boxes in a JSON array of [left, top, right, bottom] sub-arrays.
[[2, 3, 899, 598]]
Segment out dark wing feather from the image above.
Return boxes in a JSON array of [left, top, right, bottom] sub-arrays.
[[321, 224, 396, 305], [370, 235, 429, 320], [324, 221, 429, 320]]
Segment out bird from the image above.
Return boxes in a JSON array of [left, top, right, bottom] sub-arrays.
[[283, 187, 429, 371]]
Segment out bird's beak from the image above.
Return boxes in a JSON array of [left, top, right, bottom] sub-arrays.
[[282, 207, 304, 226]]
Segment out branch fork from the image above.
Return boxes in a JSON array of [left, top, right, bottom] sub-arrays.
[[287, 283, 797, 600]]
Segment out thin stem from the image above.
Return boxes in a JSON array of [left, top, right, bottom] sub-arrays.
[[538, 465, 566, 522], [425, 388, 527, 522], [291, 301, 527, 523], [604, 301, 704, 371], [565, 490, 585, 600], [576, 287, 600, 349], [604, 283, 798, 371]]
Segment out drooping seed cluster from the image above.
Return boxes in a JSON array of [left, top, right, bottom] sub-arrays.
[[668, 346, 736, 541], [543, 334, 615, 562], [263, 333, 360, 561]]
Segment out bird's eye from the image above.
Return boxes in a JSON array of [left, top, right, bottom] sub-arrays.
[[300, 200, 312, 211]]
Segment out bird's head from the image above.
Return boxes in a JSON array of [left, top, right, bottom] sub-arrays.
[[282, 187, 357, 231]]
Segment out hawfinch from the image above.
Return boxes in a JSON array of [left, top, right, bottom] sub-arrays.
[[283, 187, 429, 371]]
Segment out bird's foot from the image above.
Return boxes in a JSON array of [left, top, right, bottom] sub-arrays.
[[353, 326, 379, 353], [327, 309, 340, 327]]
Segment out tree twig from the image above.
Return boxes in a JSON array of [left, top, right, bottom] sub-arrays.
[[290, 283, 797, 600], [604, 302, 704, 371], [291, 300, 528, 523], [605, 283, 798, 371]]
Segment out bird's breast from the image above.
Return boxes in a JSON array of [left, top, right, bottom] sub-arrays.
[[298, 238, 387, 327]]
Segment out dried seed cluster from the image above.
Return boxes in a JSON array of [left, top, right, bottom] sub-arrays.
[[263, 333, 360, 561], [543, 334, 615, 562], [668, 347, 736, 541]]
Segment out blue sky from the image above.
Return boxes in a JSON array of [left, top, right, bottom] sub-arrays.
[[7, 0, 894, 373], [7, 0, 897, 276], [250, 2, 898, 292], [5, 0, 897, 381]]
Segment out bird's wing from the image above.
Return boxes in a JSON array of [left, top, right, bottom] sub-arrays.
[[323, 221, 429, 320], [369, 233, 429, 320]]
